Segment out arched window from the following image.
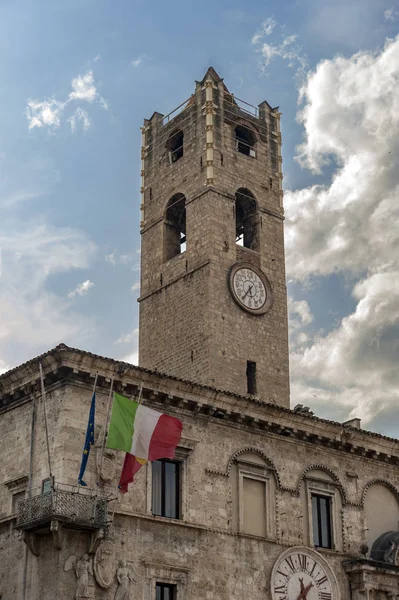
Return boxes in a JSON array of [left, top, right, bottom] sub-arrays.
[[235, 188, 259, 251], [300, 468, 344, 551], [235, 125, 256, 157], [164, 194, 186, 261], [229, 450, 277, 538], [363, 482, 399, 551], [166, 130, 184, 164]]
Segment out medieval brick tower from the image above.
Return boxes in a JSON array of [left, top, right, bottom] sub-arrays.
[[139, 67, 289, 407]]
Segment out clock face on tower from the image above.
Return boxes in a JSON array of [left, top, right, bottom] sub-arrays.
[[271, 547, 338, 600], [228, 262, 273, 316]]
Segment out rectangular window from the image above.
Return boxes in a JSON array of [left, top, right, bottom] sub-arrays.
[[312, 494, 332, 548], [242, 477, 266, 537], [42, 478, 51, 494], [12, 490, 25, 513], [156, 583, 176, 600], [152, 460, 180, 519], [246, 361, 257, 395]]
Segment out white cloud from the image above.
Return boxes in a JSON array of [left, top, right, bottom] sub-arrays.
[[94, 55, 101, 62], [251, 17, 276, 44], [0, 220, 96, 367], [385, 6, 399, 21], [68, 108, 91, 132], [131, 282, 140, 292], [120, 351, 139, 365], [286, 35, 399, 428], [68, 279, 94, 298], [285, 36, 399, 280], [131, 57, 143, 68], [26, 98, 64, 131], [26, 70, 107, 132], [69, 71, 98, 102], [115, 329, 139, 344], [252, 20, 307, 76], [105, 251, 138, 268]]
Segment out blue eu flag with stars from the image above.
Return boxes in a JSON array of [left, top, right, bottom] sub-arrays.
[[78, 391, 96, 486]]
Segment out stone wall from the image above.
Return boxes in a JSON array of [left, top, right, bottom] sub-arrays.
[[139, 72, 289, 406], [1, 351, 399, 599]]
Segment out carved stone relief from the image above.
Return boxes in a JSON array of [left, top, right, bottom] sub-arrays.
[[65, 554, 93, 600], [93, 538, 116, 589], [114, 561, 139, 600]]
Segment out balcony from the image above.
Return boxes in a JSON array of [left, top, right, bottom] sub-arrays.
[[15, 483, 108, 555]]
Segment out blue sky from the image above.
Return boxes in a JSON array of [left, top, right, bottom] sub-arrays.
[[1, 0, 399, 435]]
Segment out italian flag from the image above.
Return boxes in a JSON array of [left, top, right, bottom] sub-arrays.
[[106, 393, 183, 493]]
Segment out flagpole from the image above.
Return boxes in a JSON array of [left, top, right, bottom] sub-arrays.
[[39, 363, 53, 485], [100, 374, 115, 474], [137, 382, 143, 404]]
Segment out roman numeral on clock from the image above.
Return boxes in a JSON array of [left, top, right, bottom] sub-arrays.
[[297, 554, 307, 571], [285, 556, 296, 573], [274, 584, 286, 594], [320, 593, 332, 600], [316, 575, 328, 586]]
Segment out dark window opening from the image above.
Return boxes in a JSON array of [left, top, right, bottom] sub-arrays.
[[312, 494, 332, 549], [246, 361, 257, 395], [152, 459, 180, 519], [235, 188, 259, 251], [166, 130, 184, 164], [156, 583, 177, 600], [164, 194, 186, 261], [235, 125, 256, 157]]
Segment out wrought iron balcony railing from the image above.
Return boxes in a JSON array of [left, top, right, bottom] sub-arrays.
[[16, 485, 108, 531]]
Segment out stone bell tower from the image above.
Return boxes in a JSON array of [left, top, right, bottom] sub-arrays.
[[138, 67, 290, 407]]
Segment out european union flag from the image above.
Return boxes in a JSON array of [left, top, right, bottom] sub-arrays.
[[78, 391, 96, 486]]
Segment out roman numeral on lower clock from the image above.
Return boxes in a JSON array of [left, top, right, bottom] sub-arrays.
[[320, 593, 331, 600], [316, 575, 328, 586], [297, 554, 307, 571]]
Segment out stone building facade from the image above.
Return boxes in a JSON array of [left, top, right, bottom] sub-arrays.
[[0, 69, 399, 600]]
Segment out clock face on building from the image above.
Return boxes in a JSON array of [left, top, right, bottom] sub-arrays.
[[228, 262, 273, 315], [271, 547, 338, 600]]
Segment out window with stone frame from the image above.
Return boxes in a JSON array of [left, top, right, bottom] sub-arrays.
[[235, 124, 256, 157], [152, 459, 181, 519], [163, 194, 186, 261], [301, 468, 344, 551], [4, 475, 28, 516], [156, 582, 177, 600], [230, 450, 277, 538], [235, 188, 259, 251], [146, 441, 195, 521], [166, 129, 184, 164], [145, 562, 189, 600]]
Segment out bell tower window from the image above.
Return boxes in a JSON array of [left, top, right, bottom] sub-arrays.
[[235, 125, 256, 157], [164, 194, 186, 261], [166, 129, 184, 164], [235, 188, 259, 251]]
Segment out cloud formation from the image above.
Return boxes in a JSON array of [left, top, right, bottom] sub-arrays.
[[68, 279, 94, 298], [286, 35, 399, 428], [0, 218, 96, 367], [252, 20, 307, 75], [26, 70, 107, 132], [115, 329, 139, 344]]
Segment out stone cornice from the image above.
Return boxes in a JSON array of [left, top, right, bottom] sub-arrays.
[[1, 345, 399, 467]]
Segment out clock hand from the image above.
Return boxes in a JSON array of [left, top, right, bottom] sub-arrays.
[[243, 286, 252, 300], [304, 582, 314, 595]]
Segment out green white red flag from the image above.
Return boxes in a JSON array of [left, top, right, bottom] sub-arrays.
[[106, 392, 182, 493]]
